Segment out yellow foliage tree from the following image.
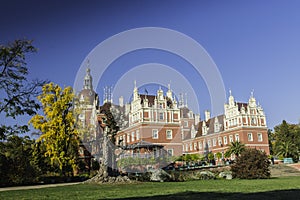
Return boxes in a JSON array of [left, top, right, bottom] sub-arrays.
[[29, 82, 79, 176]]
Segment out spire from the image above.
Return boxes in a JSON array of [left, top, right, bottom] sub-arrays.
[[84, 63, 93, 90], [185, 93, 188, 108], [166, 83, 172, 99], [249, 89, 256, 107], [133, 80, 139, 100], [250, 89, 254, 98], [229, 89, 234, 106]]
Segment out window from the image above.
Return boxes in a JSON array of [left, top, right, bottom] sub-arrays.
[[229, 135, 233, 143], [257, 133, 263, 142], [224, 136, 228, 145], [166, 130, 173, 139], [136, 130, 140, 140], [185, 144, 188, 152], [127, 134, 130, 143], [159, 112, 164, 120], [194, 142, 197, 150], [198, 141, 202, 149], [167, 149, 173, 156], [189, 143, 193, 151], [123, 135, 126, 144], [218, 137, 222, 146], [208, 140, 211, 147], [152, 129, 158, 139], [184, 121, 188, 127], [235, 134, 239, 142], [131, 132, 135, 141], [248, 133, 253, 141], [213, 138, 216, 146], [251, 117, 256, 124], [215, 124, 220, 132]]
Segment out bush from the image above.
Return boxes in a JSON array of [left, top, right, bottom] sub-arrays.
[[231, 148, 270, 179]]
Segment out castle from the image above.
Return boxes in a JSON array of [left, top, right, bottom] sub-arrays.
[[77, 68, 270, 165]]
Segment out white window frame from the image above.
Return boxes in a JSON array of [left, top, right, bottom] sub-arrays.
[[208, 140, 211, 147], [212, 138, 216, 147], [198, 141, 202, 149], [257, 133, 263, 142], [223, 136, 228, 145], [218, 137, 222, 146], [194, 142, 197, 150], [229, 135, 233, 143], [184, 121, 188, 127], [248, 133, 253, 141], [136, 130, 140, 140], [159, 112, 164, 120], [152, 129, 158, 139], [235, 134, 239, 142], [166, 130, 173, 139], [131, 132, 135, 141], [167, 149, 173, 156], [189, 143, 193, 151], [127, 134, 130, 143]]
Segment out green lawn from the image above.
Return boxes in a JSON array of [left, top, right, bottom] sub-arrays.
[[1, 177, 300, 200]]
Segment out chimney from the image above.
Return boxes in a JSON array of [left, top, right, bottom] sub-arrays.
[[205, 110, 210, 121]]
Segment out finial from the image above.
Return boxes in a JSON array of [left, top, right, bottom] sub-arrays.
[[168, 83, 171, 90], [251, 89, 254, 98], [229, 89, 232, 96], [134, 80, 137, 88]]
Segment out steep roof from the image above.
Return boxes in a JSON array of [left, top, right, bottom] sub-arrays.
[[195, 115, 224, 137]]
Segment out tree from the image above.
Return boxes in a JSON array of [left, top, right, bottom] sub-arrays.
[[267, 129, 275, 155], [0, 39, 46, 139], [100, 102, 120, 144], [29, 83, 79, 176], [231, 148, 270, 179], [0, 135, 40, 186], [225, 141, 246, 158], [273, 120, 300, 161]]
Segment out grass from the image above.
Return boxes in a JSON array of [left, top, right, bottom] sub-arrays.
[[1, 176, 300, 200]]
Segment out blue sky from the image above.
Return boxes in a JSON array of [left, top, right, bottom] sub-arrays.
[[1, 0, 300, 129]]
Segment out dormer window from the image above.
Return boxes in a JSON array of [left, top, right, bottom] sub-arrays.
[[215, 123, 220, 132]]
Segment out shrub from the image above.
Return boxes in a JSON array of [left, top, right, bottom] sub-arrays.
[[198, 171, 215, 180], [231, 148, 270, 179]]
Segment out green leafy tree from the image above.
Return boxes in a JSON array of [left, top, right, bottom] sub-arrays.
[[267, 129, 275, 155], [225, 141, 246, 158], [29, 83, 79, 176], [273, 120, 300, 161], [231, 148, 270, 179], [0, 39, 46, 139], [216, 152, 222, 160], [0, 136, 40, 186]]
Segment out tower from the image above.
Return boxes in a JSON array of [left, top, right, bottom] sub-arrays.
[[84, 68, 93, 90]]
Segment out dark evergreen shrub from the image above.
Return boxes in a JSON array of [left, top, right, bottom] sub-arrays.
[[231, 148, 270, 179]]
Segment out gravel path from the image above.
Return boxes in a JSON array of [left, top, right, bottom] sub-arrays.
[[270, 163, 300, 177], [0, 182, 81, 192]]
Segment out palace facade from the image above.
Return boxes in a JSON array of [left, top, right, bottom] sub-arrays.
[[77, 68, 270, 164], [182, 91, 270, 158]]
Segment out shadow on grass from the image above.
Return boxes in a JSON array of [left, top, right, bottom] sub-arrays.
[[112, 189, 300, 200]]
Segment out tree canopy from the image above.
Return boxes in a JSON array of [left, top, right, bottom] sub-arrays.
[[0, 39, 46, 139], [273, 120, 300, 161], [225, 141, 246, 158], [29, 82, 79, 175]]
